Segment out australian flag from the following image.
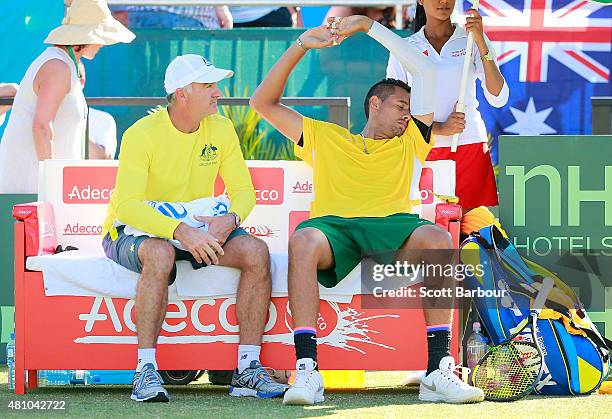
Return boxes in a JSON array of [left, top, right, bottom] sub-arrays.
[[459, 0, 612, 165]]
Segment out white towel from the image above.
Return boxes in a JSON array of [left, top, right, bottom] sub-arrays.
[[121, 196, 230, 250], [26, 251, 362, 303]]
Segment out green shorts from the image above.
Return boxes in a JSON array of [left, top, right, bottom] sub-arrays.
[[295, 213, 432, 288]]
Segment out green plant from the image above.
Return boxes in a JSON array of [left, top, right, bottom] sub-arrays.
[[221, 87, 298, 160]]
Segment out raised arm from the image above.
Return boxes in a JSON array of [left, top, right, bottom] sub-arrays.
[[331, 16, 435, 126], [250, 26, 335, 143], [465, 9, 508, 107]]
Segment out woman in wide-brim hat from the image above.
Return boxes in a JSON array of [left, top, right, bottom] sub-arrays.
[[0, 0, 135, 193]]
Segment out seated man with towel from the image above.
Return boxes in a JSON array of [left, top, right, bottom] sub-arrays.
[[101, 55, 287, 402], [251, 17, 485, 405]]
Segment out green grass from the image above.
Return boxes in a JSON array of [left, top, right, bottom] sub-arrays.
[[0, 367, 609, 418]]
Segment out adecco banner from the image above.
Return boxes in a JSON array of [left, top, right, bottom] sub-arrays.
[[498, 135, 612, 336], [38, 159, 456, 254], [39, 160, 117, 255], [0, 158, 456, 363]]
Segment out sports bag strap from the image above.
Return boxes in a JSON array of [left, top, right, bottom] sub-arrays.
[[582, 328, 612, 360], [589, 329, 612, 351], [472, 233, 494, 250]]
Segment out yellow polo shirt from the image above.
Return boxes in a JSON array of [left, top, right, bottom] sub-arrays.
[[297, 116, 433, 218], [102, 109, 255, 239]]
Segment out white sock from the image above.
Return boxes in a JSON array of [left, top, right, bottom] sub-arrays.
[[237, 345, 261, 373], [136, 348, 157, 372]]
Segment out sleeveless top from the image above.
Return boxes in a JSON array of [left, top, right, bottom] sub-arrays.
[[0, 47, 86, 193]]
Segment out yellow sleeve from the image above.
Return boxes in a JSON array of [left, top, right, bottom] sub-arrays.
[[407, 119, 434, 163], [114, 127, 181, 239], [295, 116, 332, 166], [218, 121, 256, 222]]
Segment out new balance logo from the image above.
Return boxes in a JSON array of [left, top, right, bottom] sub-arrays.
[[241, 354, 248, 360]]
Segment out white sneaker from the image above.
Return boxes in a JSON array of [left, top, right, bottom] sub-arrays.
[[419, 356, 484, 404], [402, 370, 426, 386], [283, 358, 324, 405]]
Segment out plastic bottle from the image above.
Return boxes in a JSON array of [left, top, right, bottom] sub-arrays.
[[70, 370, 100, 385], [39, 370, 72, 386], [466, 322, 489, 372], [7, 333, 15, 391], [38, 370, 100, 386]]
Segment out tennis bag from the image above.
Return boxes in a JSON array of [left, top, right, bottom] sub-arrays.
[[460, 225, 611, 395]]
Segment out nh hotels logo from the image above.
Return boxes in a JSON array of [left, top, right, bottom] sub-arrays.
[[505, 165, 612, 227]]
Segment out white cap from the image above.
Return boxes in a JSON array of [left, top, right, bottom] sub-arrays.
[[164, 54, 234, 94]]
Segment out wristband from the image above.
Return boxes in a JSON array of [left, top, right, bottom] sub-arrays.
[[229, 212, 241, 228], [296, 37, 308, 52]]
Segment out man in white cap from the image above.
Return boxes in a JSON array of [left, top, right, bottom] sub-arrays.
[[102, 55, 287, 402]]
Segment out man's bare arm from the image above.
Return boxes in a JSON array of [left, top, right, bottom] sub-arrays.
[[250, 26, 335, 143]]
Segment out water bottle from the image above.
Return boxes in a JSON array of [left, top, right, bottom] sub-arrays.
[[70, 370, 100, 385], [466, 322, 489, 372], [39, 370, 72, 386], [6, 333, 15, 391], [39, 370, 100, 386]]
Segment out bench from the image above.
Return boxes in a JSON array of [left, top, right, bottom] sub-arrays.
[[13, 159, 460, 394]]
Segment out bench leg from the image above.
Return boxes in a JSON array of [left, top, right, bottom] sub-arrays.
[[27, 370, 38, 389], [14, 222, 27, 395], [14, 362, 25, 394]]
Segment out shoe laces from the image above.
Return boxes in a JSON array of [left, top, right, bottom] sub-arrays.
[[254, 366, 278, 385], [139, 368, 163, 389], [242, 365, 279, 389], [440, 364, 471, 388]]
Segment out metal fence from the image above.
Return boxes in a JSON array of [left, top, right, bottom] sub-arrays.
[[0, 96, 350, 157], [0, 96, 349, 126]]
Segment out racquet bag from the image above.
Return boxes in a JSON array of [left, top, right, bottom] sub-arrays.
[[460, 225, 611, 395]]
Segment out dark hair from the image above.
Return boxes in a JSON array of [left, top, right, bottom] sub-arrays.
[[364, 78, 411, 118], [413, 3, 427, 33]]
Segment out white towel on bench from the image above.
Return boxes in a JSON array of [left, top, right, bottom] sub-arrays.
[[26, 252, 363, 303]]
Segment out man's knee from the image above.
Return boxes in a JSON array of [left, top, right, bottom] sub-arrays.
[[411, 225, 453, 250], [139, 238, 175, 272], [235, 236, 270, 271], [289, 228, 325, 259]]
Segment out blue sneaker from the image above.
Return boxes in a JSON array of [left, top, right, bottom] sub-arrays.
[[131, 363, 170, 402], [229, 360, 288, 398]]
